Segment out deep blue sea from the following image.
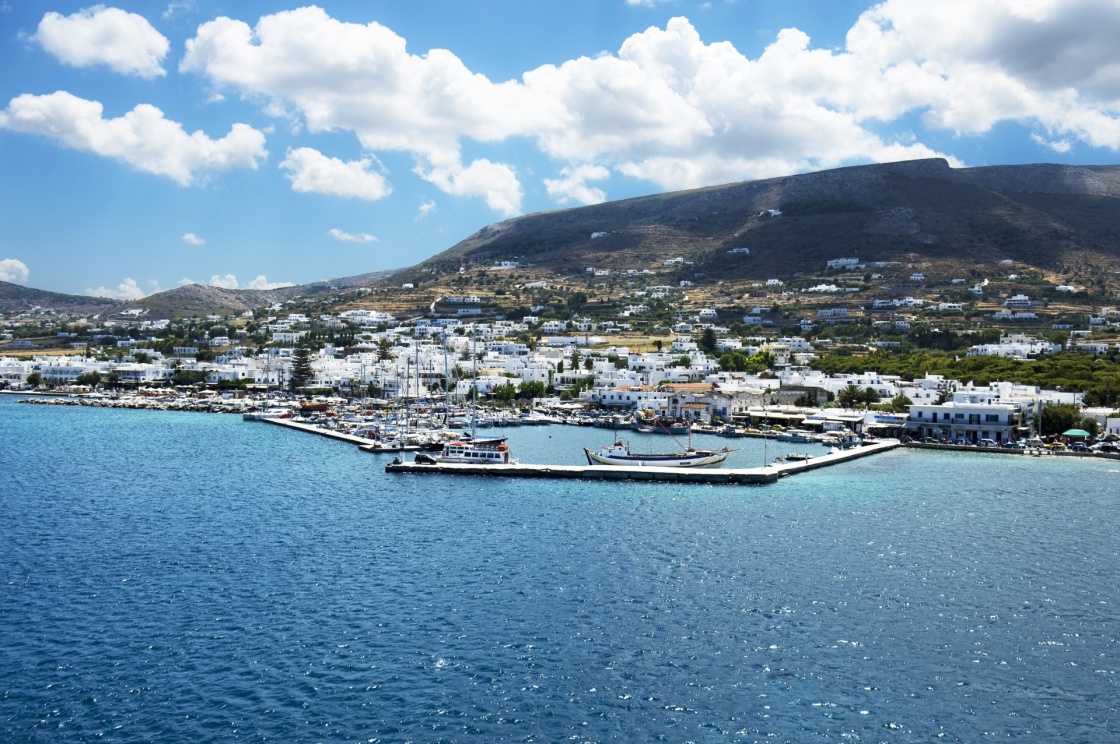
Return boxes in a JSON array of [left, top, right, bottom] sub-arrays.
[[2, 394, 1119, 742]]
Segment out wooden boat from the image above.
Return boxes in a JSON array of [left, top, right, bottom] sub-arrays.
[[583, 436, 733, 467]]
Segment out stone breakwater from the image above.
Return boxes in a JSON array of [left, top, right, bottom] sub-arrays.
[[17, 396, 252, 413]]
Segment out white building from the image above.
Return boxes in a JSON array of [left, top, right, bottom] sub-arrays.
[[906, 401, 1022, 444]]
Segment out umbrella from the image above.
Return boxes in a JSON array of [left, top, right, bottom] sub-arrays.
[[1062, 428, 1090, 438]]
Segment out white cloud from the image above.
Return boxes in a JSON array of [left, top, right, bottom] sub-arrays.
[[85, 277, 146, 300], [181, 7, 534, 212], [204, 274, 294, 290], [415, 159, 522, 217], [162, 2, 196, 22], [180, 4, 1120, 205], [279, 147, 390, 200], [328, 228, 377, 243], [245, 275, 294, 290], [416, 199, 436, 219], [0, 91, 268, 185], [0, 258, 30, 284], [544, 165, 610, 205], [34, 6, 169, 79], [182, 232, 206, 245]]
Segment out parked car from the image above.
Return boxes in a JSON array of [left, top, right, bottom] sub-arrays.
[[1069, 442, 1090, 452], [1044, 442, 1067, 451], [978, 438, 998, 447]]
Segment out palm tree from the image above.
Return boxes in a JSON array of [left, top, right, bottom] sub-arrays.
[[837, 385, 862, 408]]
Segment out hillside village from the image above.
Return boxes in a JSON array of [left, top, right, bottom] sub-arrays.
[[3, 249, 1120, 443], [5, 156, 1120, 443]]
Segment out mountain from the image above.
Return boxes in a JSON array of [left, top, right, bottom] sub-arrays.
[[113, 283, 299, 319], [402, 159, 1120, 289], [0, 280, 119, 316], [6, 159, 1120, 321], [0, 268, 404, 321]]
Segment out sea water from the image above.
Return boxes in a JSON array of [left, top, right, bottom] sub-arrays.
[[2, 395, 1118, 742]]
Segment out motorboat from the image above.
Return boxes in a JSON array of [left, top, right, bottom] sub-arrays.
[[432, 435, 514, 464]]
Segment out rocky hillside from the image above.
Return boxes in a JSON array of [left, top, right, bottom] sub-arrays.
[[401, 159, 1120, 290], [0, 280, 119, 316]]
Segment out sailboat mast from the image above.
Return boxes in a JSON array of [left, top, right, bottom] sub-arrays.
[[471, 327, 477, 437]]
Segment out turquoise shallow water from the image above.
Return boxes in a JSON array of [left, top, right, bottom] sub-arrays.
[[2, 395, 1118, 742]]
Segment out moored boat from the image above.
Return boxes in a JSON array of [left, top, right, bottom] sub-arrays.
[[583, 437, 733, 467], [431, 435, 514, 464]]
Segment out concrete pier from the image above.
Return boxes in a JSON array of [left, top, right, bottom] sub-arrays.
[[385, 439, 901, 486], [260, 416, 375, 445]]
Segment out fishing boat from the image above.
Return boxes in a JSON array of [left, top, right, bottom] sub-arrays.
[[583, 434, 733, 467]]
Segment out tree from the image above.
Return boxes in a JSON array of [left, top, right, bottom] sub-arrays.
[[517, 380, 547, 400], [75, 371, 102, 388], [888, 394, 913, 412], [1039, 403, 1081, 436], [837, 385, 863, 409], [376, 337, 396, 361], [699, 327, 718, 354], [862, 387, 881, 408], [570, 349, 582, 370], [290, 345, 314, 392], [25, 372, 42, 388], [1079, 417, 1101, 438]]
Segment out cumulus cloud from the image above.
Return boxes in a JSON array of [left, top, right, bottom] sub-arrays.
[[182, 232, 206, 245], [85, 277, 146, 300], [181, 7, 534, 212], [204, 274, 294, 290], [279, 147, 390, 200], [544, 164, 610, 205], [0, 258, 30, 284], [328, 228, 377, 243], [415, 159, 522, 217], [245, 275, 294, 290], [34, 6, 169, 79], [180, 3, 1120, 206], [0, 91, 268, 185], [416, 199, 436, 219]]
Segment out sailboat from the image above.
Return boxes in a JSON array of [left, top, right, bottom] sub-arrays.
[[427, 329, 515, 465], [583, 422, 734, 467]]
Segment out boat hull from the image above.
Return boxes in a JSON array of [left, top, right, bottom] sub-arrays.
[[583, 447, 731, 468]]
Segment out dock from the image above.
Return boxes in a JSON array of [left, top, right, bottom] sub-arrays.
[[385, 439, 901, 485], [260, 416, 375, 445]]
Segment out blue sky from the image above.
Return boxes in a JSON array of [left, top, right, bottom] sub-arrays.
[[2, 0, 1119, 299]]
